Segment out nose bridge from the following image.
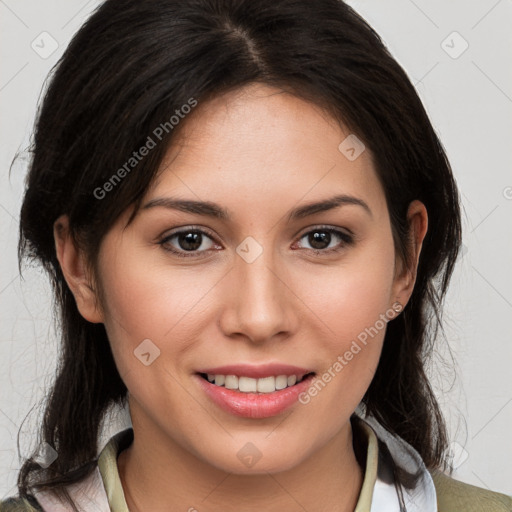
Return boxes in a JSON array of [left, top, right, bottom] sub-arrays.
[[221, 235, 293, 343]]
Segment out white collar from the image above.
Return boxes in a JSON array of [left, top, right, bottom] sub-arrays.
[[362, 416, 438, 512]]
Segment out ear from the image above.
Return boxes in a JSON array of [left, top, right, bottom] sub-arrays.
[[53, 215, 104, 323], [391, 200, 428, 308]]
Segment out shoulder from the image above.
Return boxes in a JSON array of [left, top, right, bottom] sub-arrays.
[[0, 495, 43, 512], [430, 470, 512, 512]]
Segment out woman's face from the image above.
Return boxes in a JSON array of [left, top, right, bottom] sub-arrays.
[[85, 83, 424, 474]]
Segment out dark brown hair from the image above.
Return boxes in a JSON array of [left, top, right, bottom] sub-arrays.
[[14, 0, 460, 509]]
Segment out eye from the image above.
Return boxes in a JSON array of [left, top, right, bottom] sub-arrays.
[[158, 227, 220, 258], [294, 226, 354, 254], [158, 225, 354, 259]]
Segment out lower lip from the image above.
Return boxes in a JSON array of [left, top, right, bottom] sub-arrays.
[[196, 373, 315, 419]]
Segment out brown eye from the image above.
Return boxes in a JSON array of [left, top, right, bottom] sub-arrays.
[[159, 228, 218, 258], [175, 231, 204, 251], [296, 227, 354, 254], [307, 231, 332, 250]]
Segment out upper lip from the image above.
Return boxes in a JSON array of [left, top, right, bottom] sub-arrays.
[[196, 364, 314, 379]]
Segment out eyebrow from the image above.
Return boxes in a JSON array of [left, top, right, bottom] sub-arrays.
[[142, 194, 372, 221]]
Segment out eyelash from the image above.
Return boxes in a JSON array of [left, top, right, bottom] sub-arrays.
[[157, 225, 354, 259]]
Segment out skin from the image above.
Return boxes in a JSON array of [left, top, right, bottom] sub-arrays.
[[54, 83, 428, 512]]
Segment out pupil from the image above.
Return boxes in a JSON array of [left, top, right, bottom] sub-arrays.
[[309, 231, 330, 249], [179, 232, 202, 251]]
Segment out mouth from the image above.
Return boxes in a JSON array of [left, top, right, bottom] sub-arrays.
[[197, 372, 316, 394], [195, 368, 317, 419]]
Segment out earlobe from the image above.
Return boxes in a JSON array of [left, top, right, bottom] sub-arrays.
[[392, 200, 428, 307], [53, 215, 104, 323]]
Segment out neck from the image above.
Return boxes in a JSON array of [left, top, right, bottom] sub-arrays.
[[118, 416, 364, 512]]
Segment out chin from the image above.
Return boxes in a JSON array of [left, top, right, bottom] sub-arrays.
[[198, 438, 309, 475]]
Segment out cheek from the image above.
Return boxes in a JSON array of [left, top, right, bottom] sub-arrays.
[[297, 236, 396, 348], [293, 234, 396, 406], [96, 246, 220, 373], [95, 250, 214, 434]]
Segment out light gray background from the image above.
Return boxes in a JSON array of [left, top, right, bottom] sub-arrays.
[[1, 0, 511, 501]]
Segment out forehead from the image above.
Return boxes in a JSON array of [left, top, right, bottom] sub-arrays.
[[145, 83, 386, 220]]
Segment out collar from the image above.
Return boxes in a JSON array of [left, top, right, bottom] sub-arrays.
[[34, 416, 437, 511], [363, 415, 438, 512]]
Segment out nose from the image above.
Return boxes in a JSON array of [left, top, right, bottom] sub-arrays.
[[218, 242, 296, 345]]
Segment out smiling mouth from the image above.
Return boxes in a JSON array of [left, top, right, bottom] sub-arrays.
[[198, 372, 315, 394]]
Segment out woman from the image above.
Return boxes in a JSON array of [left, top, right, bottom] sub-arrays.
[[1, 0, 511, 511]]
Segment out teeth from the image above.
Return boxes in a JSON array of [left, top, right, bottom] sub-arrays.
[[204, 373, 308, 393], [239, 376, 257, 392], [225, 375, 238, 390], [275, 375, 288, 390], [257, 376, 275, 393]]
